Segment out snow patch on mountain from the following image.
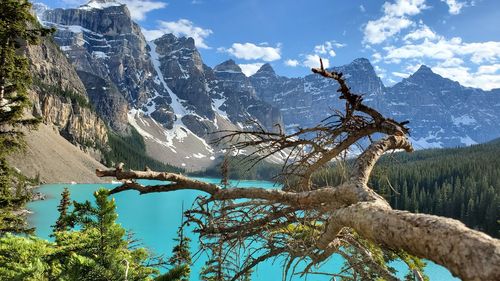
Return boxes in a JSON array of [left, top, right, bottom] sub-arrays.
[[460, 136, 478, 146], [148, 41, 191, 117], [452, 115, 476, 126], [410, 131, 444, 149]]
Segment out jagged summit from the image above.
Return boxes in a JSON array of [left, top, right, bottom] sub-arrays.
[[155, 33, 196, 50], [352, 57, 371, 65], [414, 64, 434, 74], [214, 59, 243, 73], [254, 63, 276, 77], [402, 64, 462, 91]]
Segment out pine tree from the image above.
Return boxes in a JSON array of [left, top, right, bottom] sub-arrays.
[[0, 0, 50, 154], [166, 204, 191, 281], [55, 189, 160, 281], [52, 187, 72, 233], [0, 0, 51, 235]]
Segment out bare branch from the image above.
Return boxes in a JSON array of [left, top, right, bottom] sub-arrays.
[[95, 59, 500, 281]]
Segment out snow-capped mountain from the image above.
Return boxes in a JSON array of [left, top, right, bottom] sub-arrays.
[[34, 0, 500, 169], [37, 0, 283, 169], [250, 61, 500, 148], [384, 65, 500, 148], [251, 58, 386, 132]]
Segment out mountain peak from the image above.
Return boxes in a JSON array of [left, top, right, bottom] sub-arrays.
[[155, 33, 196, 50], [415, 64, 434, 74], [352, 57, 371, 65], [214, 60, 242, 73], [254, 63, 276, 76]]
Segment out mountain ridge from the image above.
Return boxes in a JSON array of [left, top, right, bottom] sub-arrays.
[[250, 60, 500, 148], [34, 1, 500, 170]]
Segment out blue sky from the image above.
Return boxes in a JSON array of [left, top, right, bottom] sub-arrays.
[[39, 0, 500, 90]]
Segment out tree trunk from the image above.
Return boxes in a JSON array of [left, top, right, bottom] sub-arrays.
[[332, 202, 500, 281]]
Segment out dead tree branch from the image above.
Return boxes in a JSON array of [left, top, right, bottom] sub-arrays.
[[96, 60, 500, 281]]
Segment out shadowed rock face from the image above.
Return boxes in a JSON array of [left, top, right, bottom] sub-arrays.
[[153, 34, 214, 120], [40, 2, 166, 132], [250, 60, 500, 148], [212, 60, 284, 132]]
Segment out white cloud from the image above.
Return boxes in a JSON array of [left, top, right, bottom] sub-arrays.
[[432, 65, 500, 90], [284, 59, 299, 67], [143, 19, 213, 49], [374, 65, 387, 78], [65, 1, 166, 21], [403, 24, 438, 42], [286, 40, 343, 69], [405, 63, 423, 73], [364, 16, 413, 45], [221, 43, 281, 62], [381, 24, 500, 91], [303, 54, 329, 69], [382, 0, 427, 17], [477, 64, 500, 75], [313, 41, 345, 57], [142, 29, 164, 41], [363, 0, 427, 45], [441, 0, 466, 15], [360, 5, 366, 12], [239, 63, 264, 77], [392, 71, 410, 78], [119, 0, 167, 21], [384, 37, 500, 65], [61, 0, 85, 5], [372, 52, 382, 63], [439, 57, 464, 67]]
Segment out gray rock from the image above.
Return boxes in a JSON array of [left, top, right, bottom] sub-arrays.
[[250, 59, 500, 148]]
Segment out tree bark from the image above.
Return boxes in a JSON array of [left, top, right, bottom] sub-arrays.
[[331, 202, 500, 281]]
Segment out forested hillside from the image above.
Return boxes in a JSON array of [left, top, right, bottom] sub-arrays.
[[104, 127, 183, 173], [313, 138, 500, 237]]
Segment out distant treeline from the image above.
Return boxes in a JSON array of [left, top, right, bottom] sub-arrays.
[[104, 127, 183, 173], [191, 155, 283, 181], [312, 139, 500, 238]]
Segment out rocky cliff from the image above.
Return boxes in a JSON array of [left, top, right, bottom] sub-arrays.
[[37, 1, 284, 169], [27, 37, 108, 159], [41, 0, 165, 132]]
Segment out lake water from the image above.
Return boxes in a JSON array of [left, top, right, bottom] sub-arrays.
[[28, 179, 459, 280]]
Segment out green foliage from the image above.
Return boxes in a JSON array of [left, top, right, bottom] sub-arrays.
[[52, 187, 72, 233], [164, 208, 191, 281], [155, 264, 190, 281], [105, 127, 183, 173], [0, 158, 33, 235], [0, 0, 50, 152], [58, 188, 159, 281], [0, 0, 51, 235], [32, 78, 91, 109], [0, 188, 164, 280], [0, 234, 56, 281], [312, 139, 500, 238], [169, 235, 192, 269]]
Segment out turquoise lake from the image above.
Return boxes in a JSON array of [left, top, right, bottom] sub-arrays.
[[28, 179, 459, 281]]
